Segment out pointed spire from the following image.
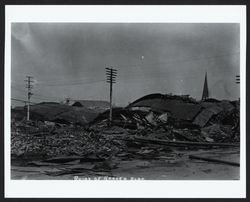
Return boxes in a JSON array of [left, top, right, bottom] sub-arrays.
[[202, 72, 209, 100]]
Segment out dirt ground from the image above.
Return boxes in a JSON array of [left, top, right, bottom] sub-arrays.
[[11, 147, 239, 180]]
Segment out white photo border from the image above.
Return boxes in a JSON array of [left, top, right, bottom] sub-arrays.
[[5, 5, 246, 198]]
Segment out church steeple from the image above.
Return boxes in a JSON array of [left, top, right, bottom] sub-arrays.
[[202, 72, 209, 100]]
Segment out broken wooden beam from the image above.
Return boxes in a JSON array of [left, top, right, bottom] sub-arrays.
[[133, 136, 240, 148], [189, 155, 240, 167], [172, 129, 195, 142]]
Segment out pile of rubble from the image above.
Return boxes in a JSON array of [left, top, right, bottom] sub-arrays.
[[90, 94, 240, 144], [11, 121, 126, 160], [11, 94, 240, 163]]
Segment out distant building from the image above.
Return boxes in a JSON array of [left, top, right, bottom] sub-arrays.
[[61, 98, 75, 106], [72, 100, 110, 113]]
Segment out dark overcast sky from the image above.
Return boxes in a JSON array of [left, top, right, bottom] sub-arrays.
[[11, 23, 240, 106]]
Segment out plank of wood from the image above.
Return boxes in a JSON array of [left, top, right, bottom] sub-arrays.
[[133, 136, 239, 148], [189, 155, 240, 167]]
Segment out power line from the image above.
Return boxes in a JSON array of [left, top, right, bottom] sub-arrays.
[[32, 93, 62, 100], [10, 51, 240, 106], [36, 79, 106, 87], [12, 85, 102, 102], [12, 86, 62, 100], [11, 98, 37, 104], [11, 86, 26, 93], [35, 77, 101, 85]]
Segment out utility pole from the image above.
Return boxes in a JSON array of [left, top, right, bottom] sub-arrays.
[[106, 67, 117, 125], [25, 76, 34, 121], [236, 75, 240, 101]]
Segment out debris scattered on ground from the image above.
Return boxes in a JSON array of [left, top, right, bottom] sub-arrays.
[[11, 123, 126, 160], [11, 94, 240, 177], [201, 124, 235, 143]]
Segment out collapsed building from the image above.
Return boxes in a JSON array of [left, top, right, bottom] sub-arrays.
[[11, 72, 240, 162], [11, 93, 238, 142], [127, 93, 201, 129], [72, 100, 110, 113], [90, 92, 239, 143], [11, 102, 99, 126], [11, 92, 239, 162]]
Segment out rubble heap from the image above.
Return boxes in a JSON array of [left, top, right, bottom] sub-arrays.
[[11, 94, 240, 162], [11, 121, 126, 160]]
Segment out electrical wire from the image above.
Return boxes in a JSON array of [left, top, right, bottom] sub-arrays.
[[11, 98, 37, 104]]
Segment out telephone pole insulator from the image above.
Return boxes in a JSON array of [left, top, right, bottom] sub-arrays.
[[236, 75, 240, 84], [106, 67, 117, 125]]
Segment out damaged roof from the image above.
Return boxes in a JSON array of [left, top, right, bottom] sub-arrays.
[[13, 102, 99, 125], [72, 100, 110, 108], [128, 93, 201, 121], [193, 100, 235, 127]]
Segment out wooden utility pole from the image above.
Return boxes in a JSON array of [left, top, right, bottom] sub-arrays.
[[106, 67, 117, 124], [25, 76, 34, 121], [236, 75, 240, 101]]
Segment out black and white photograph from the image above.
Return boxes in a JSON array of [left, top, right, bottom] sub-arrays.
[[10, 22, 241, 180], [4, 5, 246, 198]]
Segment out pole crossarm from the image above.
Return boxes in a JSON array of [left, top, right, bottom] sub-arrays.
[[236, 75, 240, 84]]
